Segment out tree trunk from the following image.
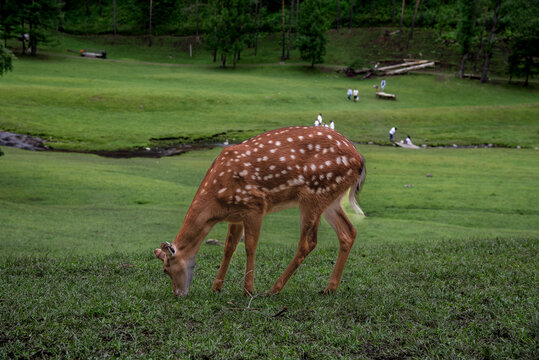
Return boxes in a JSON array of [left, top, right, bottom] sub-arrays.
[[459, 53, 468, 79], [336, 0, 340, 29], [295, 0, 299, 42], [86, 0, 90, 16], [398, 0, 405, 48], [98, 0, 102, 16], [349, 0, 354, 30], [287, 0, 294, 59], [254, 0, 262, 56], [113, 0, 117, 36], [371, 0, 375, 21], [407, 0, 420, 48], [195, 0, 199, 40], [392, 0, 396, 23], [431, 0, 440, 28], [481, 0, 501, 83], [474, 4, 488, 72], [148, 0, 153, 47], [419, 0, 424, 26], [281, 0, 286, 60]]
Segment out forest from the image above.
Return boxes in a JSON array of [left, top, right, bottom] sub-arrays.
[[0, 0, 538, 82]]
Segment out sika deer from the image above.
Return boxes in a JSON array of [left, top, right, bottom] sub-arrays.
[[155, 126, 366, 297]]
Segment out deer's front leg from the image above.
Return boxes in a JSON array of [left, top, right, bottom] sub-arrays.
[[242, 214, 263, 296], [212, 222, 244, 292]]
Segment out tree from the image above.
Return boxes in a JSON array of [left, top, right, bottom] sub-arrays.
[[456, 0, 477, 78], [480, 0, 501, 83], [16, 0, 59, 56], [504, 0, 539, 85], [398, 0, 405, 48], [209, 0, 249, 68], [0, 43, 14, 76], [281, 0, 285, 59], [407, 0, 420, 48], [149, 0, 153, 47], [113, 0, 117, 36], [336, 0, 340, 29], [297, 0, 327, 68], [348, 0, 354, 30]]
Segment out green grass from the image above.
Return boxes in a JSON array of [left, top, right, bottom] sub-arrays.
[[1, 146, 537, 358], [1, 56, 538, 151]]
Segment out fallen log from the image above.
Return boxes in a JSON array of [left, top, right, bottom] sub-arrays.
[[377, 60, 430, 71], [376, 91, 396, 100], [383, 61, 435, 75]]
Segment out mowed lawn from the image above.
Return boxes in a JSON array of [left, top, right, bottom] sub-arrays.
[[1, 145, 537, 358], [0, 56, 538, 151]]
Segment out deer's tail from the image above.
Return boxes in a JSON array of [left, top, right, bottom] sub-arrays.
[[349, 157, 366, 217]]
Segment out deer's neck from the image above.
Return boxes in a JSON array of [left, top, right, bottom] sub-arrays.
[[173, 196, 217, 257]]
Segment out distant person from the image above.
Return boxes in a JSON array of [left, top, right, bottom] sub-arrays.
[[323, 122, 329, 128], [381, 79, 386, 92], [317, 113, 323, 123], [405, 135, 413, 146], [314, 119, 320, 126], [389, 127, 397, 142], [353, 89, 359, 102], [347, 88, 353, 101], [329, 120, 335, 130]]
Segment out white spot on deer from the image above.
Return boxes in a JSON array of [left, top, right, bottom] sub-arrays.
[[290, 149, 296, 153], [310, 164, 316, 171], [262, 156, 268, 161], [319, 174, 325, 180], [281, 170, 287, 174], [290, 155, 296, 160], [319, 164, 325, 170], [317, 132, 323, 135], [347, 169, 353, 175], [218, 188, 227, 194], [268, 140, 273, 144], [253, 148, 258, 152], [269, 165, 276, 170], [327, 135, 332, 140], [280, 156, 286, 162], [259, 144, 264, 148], [330, 147, 335, 153], [308, 144, 313, 150], [336, 176, 343, 183], [327, 172, 333, 179], [287, 137, 293, 142], [234, 195, 241, 202], [275, 141, 281, 146], [270, 149, 277, 153], [279, 184, 287, 191], [245, 185, 252, 190], [342, 156, 349, 166], [219, 171, 225, 176], [298, 136, 304, 141], [213, 179, 217, 184], [244, 162, 251, 167], [315, 144, 321, 151], [336, 157, 342, 165], [299, 148, 306, 154], [239, 170, 248, 177], [325, 160, 331, 166], [309, 134, 313, 138]]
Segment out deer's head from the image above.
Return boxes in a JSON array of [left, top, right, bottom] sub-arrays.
[[155, 242, 195, 297]]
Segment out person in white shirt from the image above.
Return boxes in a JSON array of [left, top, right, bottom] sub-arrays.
[[329, 120, 335, 130], [353, 89, 359, 101], [389, 127, 397, 142], [317, 113, 323, 123], [405, 135, 413, 145]]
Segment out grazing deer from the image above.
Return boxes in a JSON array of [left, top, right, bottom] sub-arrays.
[[155, 126, 366, 297]]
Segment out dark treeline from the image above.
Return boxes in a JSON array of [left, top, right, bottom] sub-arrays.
[[0, 0, 537, 82]]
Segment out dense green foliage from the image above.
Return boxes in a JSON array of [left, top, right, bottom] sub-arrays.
[[1, 0, 538, 79], [1, 145, 537, 358], [297, 0, 327, 67]]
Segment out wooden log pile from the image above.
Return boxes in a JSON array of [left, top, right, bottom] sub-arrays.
[[346, 59, 435, 78]]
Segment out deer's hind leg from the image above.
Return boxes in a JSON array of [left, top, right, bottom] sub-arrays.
[[322, 199, 357, 293], [212, 222, 244, 292], [267, 205, 322, 295]]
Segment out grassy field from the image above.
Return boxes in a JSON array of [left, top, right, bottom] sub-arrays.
[[1, 55, 538, 152], [1, 145, 538, 358]]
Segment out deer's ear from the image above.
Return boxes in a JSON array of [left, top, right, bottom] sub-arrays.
[[154, 248, 166, 262], [160, 242, 176, 257]]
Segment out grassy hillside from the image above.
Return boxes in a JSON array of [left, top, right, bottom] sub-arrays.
[[1, 56, 537, 151]]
